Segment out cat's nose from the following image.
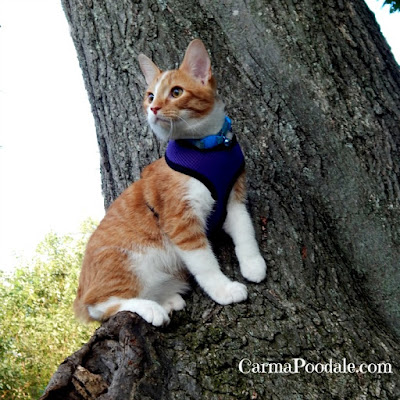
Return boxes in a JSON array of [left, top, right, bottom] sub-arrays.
[[151, 106, 161, 115]]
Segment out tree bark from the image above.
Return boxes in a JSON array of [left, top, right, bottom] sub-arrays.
[[42, 0, 400, 398]]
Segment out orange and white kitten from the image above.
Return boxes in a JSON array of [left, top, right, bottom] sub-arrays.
[[74, 40, 266, 327]]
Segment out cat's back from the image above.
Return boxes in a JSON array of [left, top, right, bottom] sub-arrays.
[[86, 157, 191, 251]]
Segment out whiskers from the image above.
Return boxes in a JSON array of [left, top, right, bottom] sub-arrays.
[[151, 107, 218, 141], [177, 115, 200, 134], [161, 113, 201, 140], [168, 119, 174, 140]]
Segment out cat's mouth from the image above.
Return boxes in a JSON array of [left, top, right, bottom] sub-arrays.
[[155, 116, 170, 123]]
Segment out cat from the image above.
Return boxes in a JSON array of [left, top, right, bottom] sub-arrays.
[[73, 39, 267, 327]]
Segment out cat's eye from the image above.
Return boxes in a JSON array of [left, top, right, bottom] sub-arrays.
[[171, 87, 183, 98], [148, 93, 154, 103]]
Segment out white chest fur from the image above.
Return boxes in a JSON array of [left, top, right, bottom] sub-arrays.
[[184, 177, 215, 229]]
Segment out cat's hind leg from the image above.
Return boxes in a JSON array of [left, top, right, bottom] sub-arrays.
[[133, 249, 190, 316], [78, 247, 171, 326], [88, 297, 170, 326], [162, 293, 186, 313]]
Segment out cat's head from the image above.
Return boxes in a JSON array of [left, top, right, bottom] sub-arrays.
[[138, 40, 225, 141]]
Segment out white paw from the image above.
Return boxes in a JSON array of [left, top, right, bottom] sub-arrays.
[[240, 255, 267, 283], [162, 294, 186, 313], [209, 281, 248, 305], [135, 300, 170, 327]]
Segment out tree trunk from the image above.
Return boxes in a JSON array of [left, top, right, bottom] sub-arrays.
[[42, 0, 400, 398]]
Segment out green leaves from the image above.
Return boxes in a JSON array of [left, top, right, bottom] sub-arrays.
[[0, 219, 98, 399], [383, 0, 400, 13]]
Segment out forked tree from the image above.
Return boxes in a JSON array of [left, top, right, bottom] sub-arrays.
[[42, 0, 400, 398]]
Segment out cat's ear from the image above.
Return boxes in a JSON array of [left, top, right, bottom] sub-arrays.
[[179, 39, 211, 85], [138, 54, 161, 85]]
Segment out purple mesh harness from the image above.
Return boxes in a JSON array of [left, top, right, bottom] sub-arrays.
[[165, 137, 245, 235]]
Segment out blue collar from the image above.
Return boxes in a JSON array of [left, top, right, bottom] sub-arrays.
[[187, 116, 233, 149]]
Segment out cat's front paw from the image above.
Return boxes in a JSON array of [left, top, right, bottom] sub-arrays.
[[210, 281, 248, 305], [240, 255, 267, 283]]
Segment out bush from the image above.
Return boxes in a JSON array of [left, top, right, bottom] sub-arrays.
[[0, 219, 98, 399]]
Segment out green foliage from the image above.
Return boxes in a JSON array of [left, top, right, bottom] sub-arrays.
[[382, 0, 400, 12], [0, 219, 99, 399]]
